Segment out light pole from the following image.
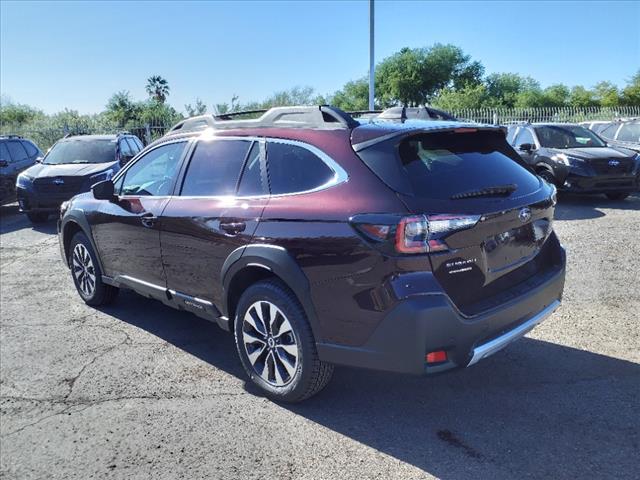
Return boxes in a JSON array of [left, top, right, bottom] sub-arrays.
[[369, 0, 375, 111]]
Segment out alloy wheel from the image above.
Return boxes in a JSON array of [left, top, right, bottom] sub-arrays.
[[241, 300, 299, 387], [72, 243, 96, 297]]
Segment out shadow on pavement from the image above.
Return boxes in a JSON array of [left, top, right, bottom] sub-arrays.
[[554, 191, 640, 221], [104, 290, 639, 479], [0, 204, 57, 235]]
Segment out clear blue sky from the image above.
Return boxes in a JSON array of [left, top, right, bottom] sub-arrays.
[[1, 0, 639, 114]]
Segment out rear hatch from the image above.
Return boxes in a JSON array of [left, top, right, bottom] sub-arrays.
[[354, 125, 561, 314]]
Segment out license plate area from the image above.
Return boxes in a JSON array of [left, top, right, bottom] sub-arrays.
[[483, 219, 550, 273]]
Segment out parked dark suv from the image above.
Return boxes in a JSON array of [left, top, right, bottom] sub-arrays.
[[17, 133, 143, 222], [58, 106, 566, 402], [1, 135, 43, 205], [507, 122, 640, 200]]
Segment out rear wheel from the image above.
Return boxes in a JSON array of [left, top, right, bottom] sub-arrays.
[[26, 212, 48, 223], [69, 232, 119, 306], [605, 192, 630, 201], [234, 279, 333, 403]]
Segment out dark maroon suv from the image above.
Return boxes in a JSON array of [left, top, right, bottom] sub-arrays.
[[58, 106, 566, 402]]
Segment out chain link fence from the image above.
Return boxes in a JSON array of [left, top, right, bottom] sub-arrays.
[[2, 106, 639, 151]]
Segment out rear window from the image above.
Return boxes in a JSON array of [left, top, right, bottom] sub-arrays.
[[266, 142, 335, 195], [617, 123, 640, 143], [358, 130, 540, 199]]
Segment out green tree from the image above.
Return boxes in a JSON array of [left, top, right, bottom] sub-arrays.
[[432, 84, 491, 110], [485, 73, 540, 108], [569, 86, 598, 107], [541, 84, 570, 107], [593, 81, 620, 107], [184, 98, 207, 117], [145, 75, 170, 104], [0, 97, 44, 125], [330, 78, 370, 111], [105, 91, 140, 127], [620, 70, 640, 106]]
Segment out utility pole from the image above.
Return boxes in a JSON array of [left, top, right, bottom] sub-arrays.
[[369, 0, 375, 111]]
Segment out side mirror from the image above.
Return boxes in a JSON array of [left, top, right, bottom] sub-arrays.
[[0, 159, 8, 168], [35, 156, 44, 163], [92, 180, 115, 200], [119, 154, 134, 166], [518, 143, 534, 152]]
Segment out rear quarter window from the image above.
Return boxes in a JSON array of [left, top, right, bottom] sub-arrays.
[[266, 142, 335, 195]]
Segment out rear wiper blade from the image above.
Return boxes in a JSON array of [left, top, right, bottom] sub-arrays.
[[451, 184, 517, 200]]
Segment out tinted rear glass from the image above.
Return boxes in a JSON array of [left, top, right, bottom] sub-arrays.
[[44, 139, 116, 164], [266, 142, 334, 195], [358, 130, 539, 199]]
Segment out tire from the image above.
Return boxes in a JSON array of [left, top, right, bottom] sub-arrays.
[[234, 279, 333, 403], [605, 192, 630, 201], [69, 232, 119, 306], [537, 169, 556, 186], [26, 212, 48, 223]]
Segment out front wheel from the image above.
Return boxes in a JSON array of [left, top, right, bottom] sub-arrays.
[[605, 192, 630, 201], [234, 279, 333, 403], [69, 232, 119, 306], [537, 170, 557, 186]]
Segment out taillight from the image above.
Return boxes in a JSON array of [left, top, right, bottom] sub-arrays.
[[352, 213, 481, 255]]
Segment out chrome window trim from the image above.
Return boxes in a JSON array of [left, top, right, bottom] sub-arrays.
[[175, 135, 348, 199]]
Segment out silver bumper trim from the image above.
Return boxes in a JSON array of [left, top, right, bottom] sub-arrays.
[[467, 300, 561, 367]]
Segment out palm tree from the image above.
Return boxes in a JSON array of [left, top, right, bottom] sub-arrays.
[[146, 75, 170, 104]]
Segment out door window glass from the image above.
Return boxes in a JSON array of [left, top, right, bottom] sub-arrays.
[[119, 141, 187, 196], [6, 141, 29, 163], [617, 123, 640, 142], [514, 128, 535, 147], [266, 142, 334, 194], [181, 139, 251, 196], [0, 143, 11, 163], [600, 123, 620, 140], [237, 143, 265, 196], [22, 141, 39, 157]]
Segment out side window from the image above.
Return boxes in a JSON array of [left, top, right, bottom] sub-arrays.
[[6, 141, 29, 163], [119, 142, 187, 196], [617, 123, 640, 143], [0, 143, 11, 163], [125, 138, 140, 154], [132, 137, 144, 150], [600, 123, 620, 140], [266, 142, 335, 195], [119, 138, 133, 158], [237, 142, 265, 196], [180, 139, 251, 196], [514, 128, 535, 147], [21, 141, 39, 157], [506, 126, 518, 144]]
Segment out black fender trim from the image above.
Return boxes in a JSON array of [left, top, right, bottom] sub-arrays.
[[221, 244, 321, 338], [60, 211, 105, 273]]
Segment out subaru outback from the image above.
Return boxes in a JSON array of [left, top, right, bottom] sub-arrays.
[[58, 106, 566, 402]]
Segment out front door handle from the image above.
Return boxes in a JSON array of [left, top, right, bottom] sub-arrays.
[[220, 221, 246, 235], [140, 212, 157, 228]]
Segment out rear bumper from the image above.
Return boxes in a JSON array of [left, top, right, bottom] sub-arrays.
[[317, 247, 566, 375]]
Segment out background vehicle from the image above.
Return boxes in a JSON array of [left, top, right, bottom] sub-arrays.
[[507, 122, 640, 200], [0, 135, 42, 206], [596, 119, 640, 153], [58, 106, 565, 402], [17, 133, 143, 222], [579, 120, 612, 135]]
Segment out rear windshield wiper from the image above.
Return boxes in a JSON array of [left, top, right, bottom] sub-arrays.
[[451, 184, 517, 200]]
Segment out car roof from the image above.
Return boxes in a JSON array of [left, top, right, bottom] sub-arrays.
[[59, 134, 120, 141]]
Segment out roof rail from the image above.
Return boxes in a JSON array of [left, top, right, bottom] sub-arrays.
[[0, 134, 23, 139], [377, 106, 458, 122], [166, 105, 360, 136]]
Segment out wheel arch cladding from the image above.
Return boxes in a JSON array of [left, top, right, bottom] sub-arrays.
[[62, 214, 103, 272], [222, 244, 321, 339]]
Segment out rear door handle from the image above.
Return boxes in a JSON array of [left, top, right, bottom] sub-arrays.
[[140, 212, 157, 228], [220, 221, 246, 235]]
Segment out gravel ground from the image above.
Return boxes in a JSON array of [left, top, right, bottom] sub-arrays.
[[1, 194, 639, 480]]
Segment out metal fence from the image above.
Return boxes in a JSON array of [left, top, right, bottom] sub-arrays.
[[451, 106, 640, 125], [2, 106, 639, 151]]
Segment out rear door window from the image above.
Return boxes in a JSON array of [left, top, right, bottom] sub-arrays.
[[21, 141, 39, 157], [266, 141, 335, 194], [6, 141, 29, 163], [180, 139, 251, 196], [237, 142, 266, 196], [617, 123, 640, 143], [0, 143, 11, 163], [600, 123, 620, 140]]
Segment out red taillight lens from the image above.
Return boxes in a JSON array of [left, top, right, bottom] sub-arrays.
[[395, 214, 480, 254], [426, 350, 448, 364]]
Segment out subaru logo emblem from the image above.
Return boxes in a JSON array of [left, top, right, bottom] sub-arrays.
[[608, 159, 620, 167], [518, 207, 532, 223], [53, 178, 65, 185]]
